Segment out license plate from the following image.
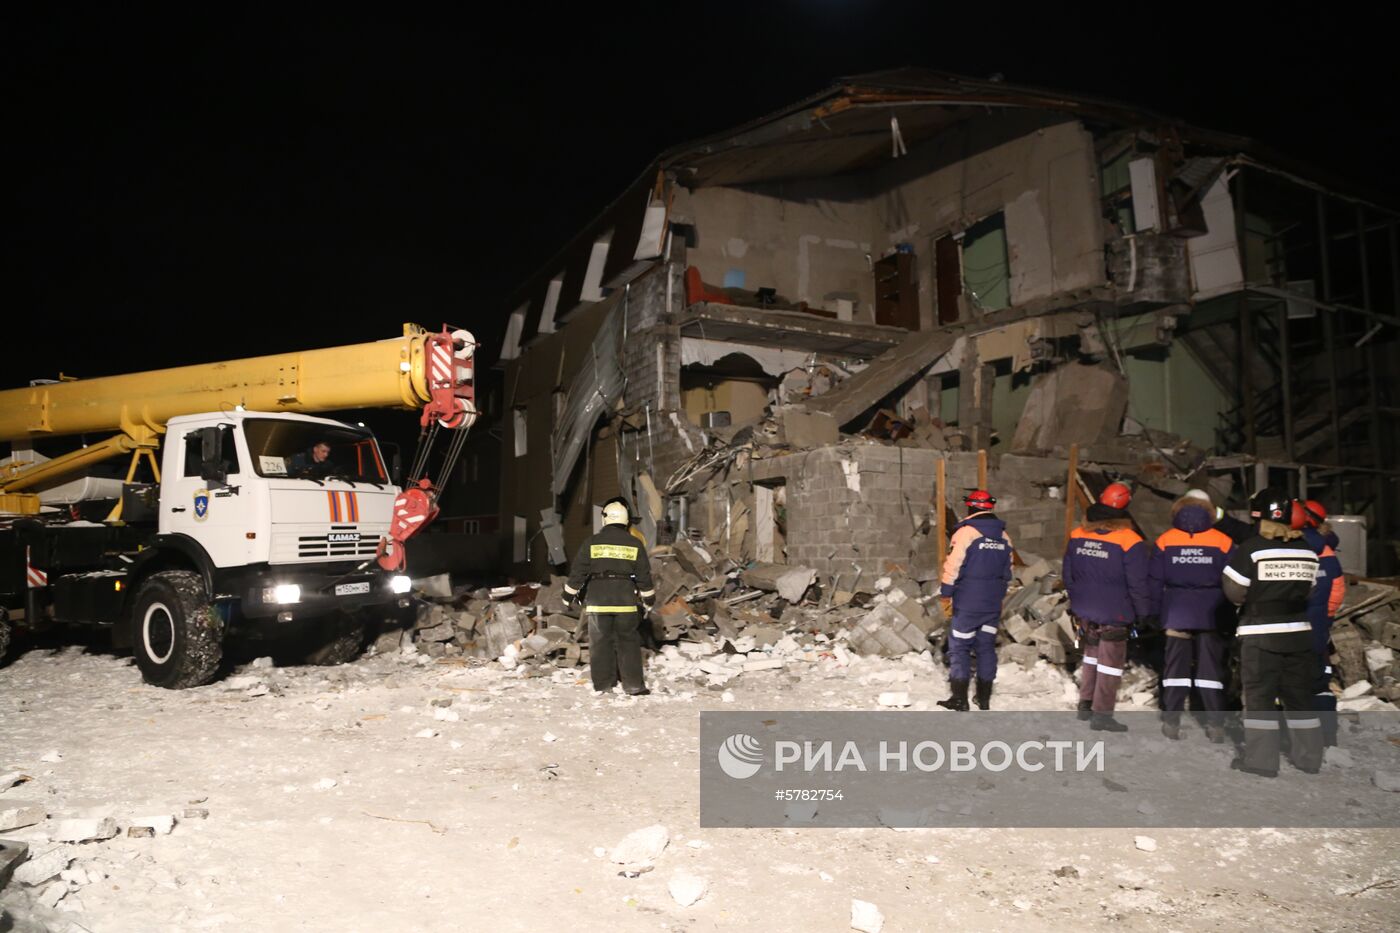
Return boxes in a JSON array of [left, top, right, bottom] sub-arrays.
[[335, 582, 371, 596]]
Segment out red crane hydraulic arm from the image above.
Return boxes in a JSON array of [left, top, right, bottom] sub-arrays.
[[376, 328, 477, 572]]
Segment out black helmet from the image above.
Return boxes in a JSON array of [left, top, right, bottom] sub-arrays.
[[1249, 487, 1291, 524]]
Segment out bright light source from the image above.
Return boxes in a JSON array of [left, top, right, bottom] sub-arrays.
[[263, 584, 301, 604], [390, 575, 412, 595]]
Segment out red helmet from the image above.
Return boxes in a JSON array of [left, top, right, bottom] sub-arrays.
[[1289, 501, 1307, 530], [964, 489, 996, 511], [1302, 499, 1327, 528], [1099, 483, 1132, 510]]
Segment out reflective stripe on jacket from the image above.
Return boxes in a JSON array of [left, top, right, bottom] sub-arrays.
[[564, 523, 655, 613]]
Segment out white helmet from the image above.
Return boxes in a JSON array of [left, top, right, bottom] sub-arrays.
[[602, 500, 630, 526]]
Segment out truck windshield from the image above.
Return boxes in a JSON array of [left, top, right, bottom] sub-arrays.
[[244, 419, 388, 485]]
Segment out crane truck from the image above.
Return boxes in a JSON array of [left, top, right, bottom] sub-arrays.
[[0, 325, 477, 687]]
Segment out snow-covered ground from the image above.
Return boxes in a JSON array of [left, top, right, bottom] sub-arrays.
[[2, 642, 1399, 932]]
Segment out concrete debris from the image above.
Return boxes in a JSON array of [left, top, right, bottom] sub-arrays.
[[1340, 681, 1373, 700], [1324, 747, 1354, 768], [1374, 772, 1400, 793], [13, 846, 72, 886], [39, 879, 69, 908], [1135, 835, 1158, 852], [418, 623, 456, 643], [1003, 613, 1037, 644], [0, 771, 31, 793], [0, 803, 46, 832], [877, 692, 911, 708], [667, 870, 708, 907], [672, 538, 718, 580], [40, 751, 63, 764], [849, 603, 929, 657], [850, 898, 885, 933], [1013, 363, 1128, 453], [779, 408, 839, 448], [742, 658, 786, 673], [127, 826, 155, 839], [0, 839, 27, 892], [609, 824, 669, 866], [48, 819, 118, 844], [58, 867, 90, 887], [776, 567, 818, 603], [800, 328, 955, 428], [183, 808, 209, 820]]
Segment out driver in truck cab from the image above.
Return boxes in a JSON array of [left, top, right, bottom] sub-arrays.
[[291, 440, 334, 479]]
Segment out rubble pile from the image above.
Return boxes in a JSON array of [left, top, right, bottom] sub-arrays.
[[1328, 580, 1400, 709], [390, 546, 1080, 687], [0, 802, 189, 912], [386, 559, 1400, 715]]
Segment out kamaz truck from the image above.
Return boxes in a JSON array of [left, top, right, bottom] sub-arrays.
[[0, 325, 476, 687]]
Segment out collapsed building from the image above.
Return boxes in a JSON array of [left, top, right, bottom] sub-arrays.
[[490, 69, 1400, 591]]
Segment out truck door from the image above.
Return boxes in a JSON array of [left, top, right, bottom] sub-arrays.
[[160, 424, 251, 568]]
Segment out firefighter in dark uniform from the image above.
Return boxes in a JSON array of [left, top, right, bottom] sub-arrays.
[[1221, 489, 1324, 777], [564, 498, 656, 696]]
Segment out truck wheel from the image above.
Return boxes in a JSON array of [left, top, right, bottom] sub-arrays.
[[132, 571, 224, 688], [302, 614, 367, 666]]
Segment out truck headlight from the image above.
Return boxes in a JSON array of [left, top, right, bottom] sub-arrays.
[[263, 584, 302, 605], [390, 575, 412, 595]]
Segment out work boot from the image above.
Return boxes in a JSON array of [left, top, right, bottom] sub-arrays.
[[937, 679, 970, 712], [1322, 714, 1339, 748], [1161, 712, 1181, 740], [624, 687, 651, 697], [1205, 722, 1228, 744], [1090, 713, 1128, 732], [1077, 699, 1094, 721], [1230, 758, 1277, 778], [974, 679, 994, 711]]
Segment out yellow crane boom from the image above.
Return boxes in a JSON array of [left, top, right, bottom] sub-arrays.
[[0, 324, 444, 442], [0, 324, 476, 514]]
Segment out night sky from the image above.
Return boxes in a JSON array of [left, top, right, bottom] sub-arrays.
[[6, 4, 1397, 387]]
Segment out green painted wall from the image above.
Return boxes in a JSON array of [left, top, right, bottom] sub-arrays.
[[937, 373, 1032, 449], [1122, 346, 1228, 450], [992, 373, 1034, 448]]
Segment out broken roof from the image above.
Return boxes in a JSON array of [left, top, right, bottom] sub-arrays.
[[659, 68, 1382, 198], [495, 68, 1396, 361]]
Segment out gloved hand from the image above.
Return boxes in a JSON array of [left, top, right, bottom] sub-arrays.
[[938, 596, 954, 619]]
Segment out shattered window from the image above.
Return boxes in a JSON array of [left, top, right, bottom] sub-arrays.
[[961, 213, 1010, 312]]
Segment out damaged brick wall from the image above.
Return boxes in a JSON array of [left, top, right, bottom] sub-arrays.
[[680, 446, 1072, 580]]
